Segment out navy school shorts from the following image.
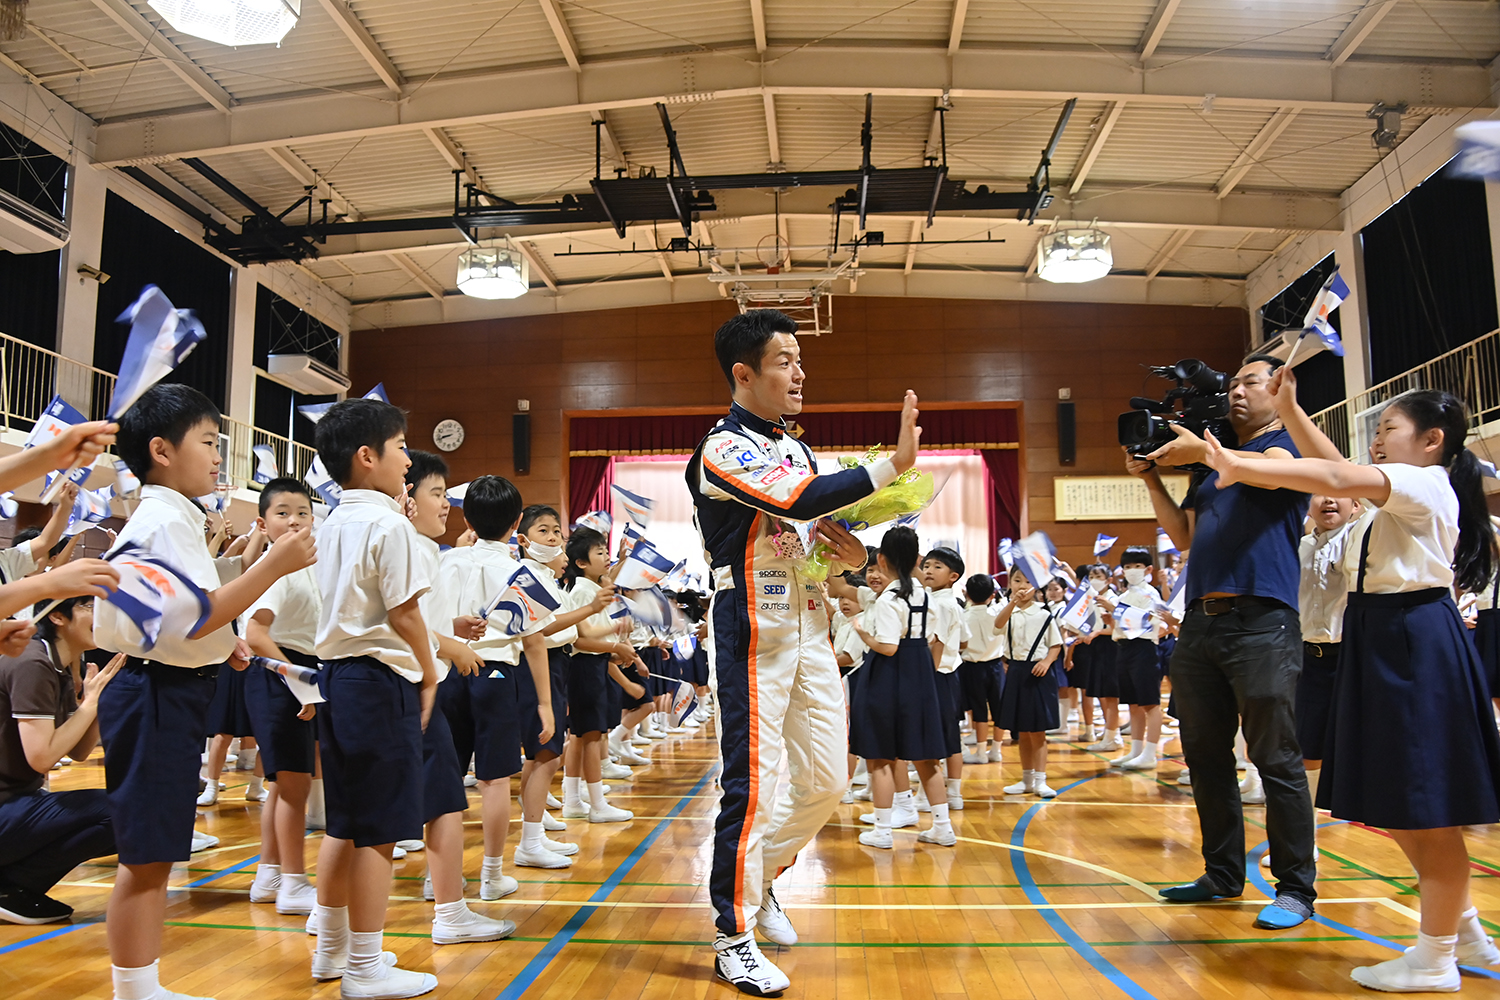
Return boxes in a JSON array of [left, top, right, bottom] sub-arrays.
[[317, 657, 423, 847]]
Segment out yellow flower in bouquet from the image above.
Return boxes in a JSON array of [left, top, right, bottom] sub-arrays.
[[800, 446, 937, 581]]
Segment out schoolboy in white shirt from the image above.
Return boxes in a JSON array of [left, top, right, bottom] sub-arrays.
[[95, 384, 316, 1000], [308, 398, 439, 998], [921, 547, 969, 810], [959, 574, 1006, 764]]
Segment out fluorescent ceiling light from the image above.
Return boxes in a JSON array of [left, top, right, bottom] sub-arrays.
[[1036, 228, 1113, 284], [457, 245, 529, 300]]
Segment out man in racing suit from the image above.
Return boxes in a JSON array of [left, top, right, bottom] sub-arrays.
[[687, 308, 920, 996]]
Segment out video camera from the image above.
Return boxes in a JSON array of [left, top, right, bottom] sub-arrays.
[[1117, 359, 1235, 456]]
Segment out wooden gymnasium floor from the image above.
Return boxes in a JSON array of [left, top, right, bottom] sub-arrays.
[[6, 718, 1500, 1000]]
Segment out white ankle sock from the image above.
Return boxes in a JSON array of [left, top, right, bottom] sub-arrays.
[[945, 778, 961, 797], [434, 900, 470, 924], [894, 790, 914, 809], [112, 960, 160, 1000], [1458, 907, 1486, 945], [874, 806, 892, 831], [313, 904, 349, 965], [481, 856, 503, 881], [610, 725, 627, 743], [520, 820, 544, 851], [1105, 729, 1119, 741], [1135, 743, 1157, 763], [1128, 739, 1144, 758], [587, 781, 607, 808], [1306, 766, 1322, 806], [1410, 931, 1458, 969], [306, 778, 325, 826], [346, 930, 385, 979], [562, 776, 581, 805], [256, 862, 280, 879], [931, 802, 950, 825]]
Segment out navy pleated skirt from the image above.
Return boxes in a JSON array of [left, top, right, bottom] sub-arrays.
[[204, 661, 254, 738], [996, 658, 1060, 734], [848, 638, 949, 762], [1474, 608, 1500, 699], [1066, 641, 1092, 692], [1084, 639, 1120, 699], [1319, 589, 1500, 829]]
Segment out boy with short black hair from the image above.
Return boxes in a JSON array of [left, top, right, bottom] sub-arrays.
[[920, 547, 969, 810], [959, 574, 1006, 764], [309, 398, 439, 997], [431, 475, 557, 901], [243, 477, 321, 917], [95, 384, 317, 1000], [1094, 545, 1164, 770]]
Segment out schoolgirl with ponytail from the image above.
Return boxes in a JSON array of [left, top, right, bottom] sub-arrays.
[[1202, 388, 1500, 992]]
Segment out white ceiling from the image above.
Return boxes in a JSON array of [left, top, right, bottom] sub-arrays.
[[6, 0, 1499, 326]]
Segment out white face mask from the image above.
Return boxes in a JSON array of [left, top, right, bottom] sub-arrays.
[[525, 540, 564, 563], [1089, 578, 1108, 593], [1123, 567, 1147, 586]]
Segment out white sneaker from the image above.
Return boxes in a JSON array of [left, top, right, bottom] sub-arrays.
[[546, 792, 562, 808], [190, 830, 218, 852], [432, 911, 516, 946], [589, 803, 634, 823], [306, 911, 319, 935], [859, 808, 916, 829], [339, 963, 438, 997], [962, 732, 977, 746], [542, 837, 580, 857], [853, 785, 873, 801], [1078, 728, 1097, 742], [276, 877, 318, 915], [1088, 737, 1122, 753], [961, 750, 987, 765], [1178, 769, 1193, 786], [236, 747, 257, 771], [601, 761, 634, 780], [858, 827, 894, 849], [948, 795, 964, 811], [840, 787, 855, 804], [629, 731, 652, 746], [561, 801, 590, 819], [1457, 935, 1500, 966], [917, 825, 957, 846], [914, 789, 931, 813], [463, 774, 478, 788], [987, 746, 1003, 764], [1240, 783, 1267, 805], [480, 874, 518, 901], [1034, 778, 1058, 799], [245, 779, 267, 802], [1003, 777, 1031, 795], [616, 747, 651, 766], [1108, 750, 1139, 767], [1122, 756, 1157, 771], [1349, 951, 1460, 993], [423, 875, 432, 901], [395, 840, 424, 852], [715, 935, 792, 995], [391, 846, 407, 860], [249, 868, 280, 903], [755, 886, 797, 946], [196, 784, 218, 806], [1045, 725, 1069, 737], [541, 811, 566, 832]]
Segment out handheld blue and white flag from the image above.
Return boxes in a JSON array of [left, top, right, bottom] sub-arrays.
[[1094, 533, 1118, 559], [1011, 532, 1058, 589], [1156, 527, 1179, 557], [196, 490, 229, 515], [1057, 585, 1093, 633], [575, 510, 612, 536], [1452, 120, 1500, 181], [621, 587, 674, 630], [63, 485, 114, 538], [108, 285, 208, 421], [0, 493, 15, 520], [479, 565, 561, 636], [671, 633, 697, 660], [661, 559, 691, 593], [614, 538, 677, 591], [1298, 271, 1350, 358], [103, 543, 212, 652], [1163, 570, 1187, 619], [445, 482, 469, 508], [672, 678, 698, 727], [620, 522, 645, 556], [114, 458, 141, 498], [1112, 602, 1154, 640], [610, 483, 655, 529], [253, 656, 325, 707], [297, 383, 390, 425], [305, 456, 342, 509], [1479, 458, 1499, 480], [251, 443, 279, 485], [27, 395, 95, 496], [997, 537, 1015, 572]]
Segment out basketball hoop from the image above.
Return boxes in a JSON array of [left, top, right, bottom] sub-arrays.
[[756, 234, 791, 274]]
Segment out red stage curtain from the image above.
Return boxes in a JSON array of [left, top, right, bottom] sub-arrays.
[[981, 449, 1021, 574], [568, 455, 613, 524]]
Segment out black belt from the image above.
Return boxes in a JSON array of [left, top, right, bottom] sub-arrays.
[[1303, 641, 1339, 657], [1189, 595, 1284, 617], [123, 656, 220, 679]]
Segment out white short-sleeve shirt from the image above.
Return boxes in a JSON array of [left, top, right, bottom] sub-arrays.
[[247, 565, 321, 658], [1299, 520, 1357, 642], [1112, 582, 1162, 643], [1347, 463, 1458, 594], [95, 485, 238, 668], [868, 579, 932, 646], [0, 542, 36, 584], [961, 603, 1005, 661], [1001, 602, 1062, 662], [431, 539, 555, 665], [313, 489, 433, 683], [928, 586, 967, 674]]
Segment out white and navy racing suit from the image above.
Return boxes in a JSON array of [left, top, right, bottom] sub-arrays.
[[687, 401, 897, 938]]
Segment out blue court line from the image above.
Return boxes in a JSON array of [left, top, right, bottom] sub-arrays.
[[494, 765, 721, 1000], [1009, 773, 1161, 1000], [0, 920, 97, 956], [1248, 833, 1500, 981], [184, 852, 261, 888]]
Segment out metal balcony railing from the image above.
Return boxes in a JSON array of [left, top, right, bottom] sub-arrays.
[[1308, 327, 1500, 460], [0, 331, 314, 493]]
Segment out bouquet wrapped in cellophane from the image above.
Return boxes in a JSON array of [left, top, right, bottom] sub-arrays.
[[798, 445, 937, 581]]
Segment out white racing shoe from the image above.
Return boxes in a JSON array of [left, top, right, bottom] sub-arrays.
[[715, 934, 791, 996], [755, 886, 797, 946]]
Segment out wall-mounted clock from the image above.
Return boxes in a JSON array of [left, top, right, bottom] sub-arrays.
[[433, 418, 465, 452]]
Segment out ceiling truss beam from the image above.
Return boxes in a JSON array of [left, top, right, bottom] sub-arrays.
[[389, 252, 446, 300], [312, 0, 404, 93], [1139, 0, 1184, 60], [539, 0, 583, 72], [1146, 227, 1195, 278], [1327, 0, 1398, 67], [508, 237, 561, 292], [422, 126, 482, 191], [1068, 100, 1125, 194], [947, 0, 969, 56], [266, 146, 359, 221], [87, 0, 234, 112], [1215, 107, 1299, 198], [750, 0, 767, 54], [763, 92, 781, 165]]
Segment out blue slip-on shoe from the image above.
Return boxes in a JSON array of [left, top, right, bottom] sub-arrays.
[[1254, 894, 1313, 929]]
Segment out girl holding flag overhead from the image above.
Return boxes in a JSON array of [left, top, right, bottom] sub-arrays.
[[1200, 390, 1500, 992]]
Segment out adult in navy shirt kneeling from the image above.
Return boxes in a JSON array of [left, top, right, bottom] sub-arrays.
[[1126, 353, 1317, 929], [0, 598, 121, 924]]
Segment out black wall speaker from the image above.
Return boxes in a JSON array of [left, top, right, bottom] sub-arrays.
[[1057, 401, 1076, 465], [513, 413, 531, 475]]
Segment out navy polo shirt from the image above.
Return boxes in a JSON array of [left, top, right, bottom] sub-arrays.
[[1183, 426, 1308, 610]]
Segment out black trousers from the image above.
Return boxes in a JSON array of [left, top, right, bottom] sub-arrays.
[[1171, 599, 1317, 903], [0, 788, 114, 894]]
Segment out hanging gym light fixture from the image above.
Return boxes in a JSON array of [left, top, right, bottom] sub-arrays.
[[148, 0, 300, 48], [457, 244, 529, 300], [1036, 227, 1113, 284]]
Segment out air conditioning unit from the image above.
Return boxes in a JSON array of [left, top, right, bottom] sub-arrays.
[[267, 354, 352, 395], [0, 187, 68, 254]]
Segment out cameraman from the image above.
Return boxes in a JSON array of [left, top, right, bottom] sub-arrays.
[[1125, 353, 1317, 930]]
